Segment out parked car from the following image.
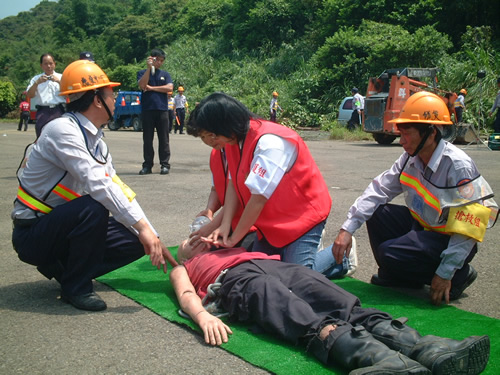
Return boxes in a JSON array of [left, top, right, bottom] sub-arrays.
[[337, 96, 353, 125], [108, 91, 142, 131]]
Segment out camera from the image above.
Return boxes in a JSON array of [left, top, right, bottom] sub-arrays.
[[46, 75, 53, 81]]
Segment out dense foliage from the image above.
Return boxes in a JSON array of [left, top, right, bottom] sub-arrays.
[[0, 0, 499, 128]]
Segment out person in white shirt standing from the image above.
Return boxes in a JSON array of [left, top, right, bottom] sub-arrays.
[[26, 53, 66, 138], [347, 87, 364, 131], [12, 60, 177, 311]]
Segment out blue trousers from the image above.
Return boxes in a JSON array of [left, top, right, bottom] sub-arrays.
[[251, 221, 347, 279], [12, 196, 145, 297], [366, 204, 477, 286]]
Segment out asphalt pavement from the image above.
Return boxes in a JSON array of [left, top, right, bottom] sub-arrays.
[[0, 122, 498, 374]]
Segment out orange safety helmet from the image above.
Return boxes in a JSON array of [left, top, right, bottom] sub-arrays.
[[59, 60, 120, 97], [460, 88, 467, 95], [178, 86, 185, 92], [272, 91, 279, 97], [388, 91, 453, 126]]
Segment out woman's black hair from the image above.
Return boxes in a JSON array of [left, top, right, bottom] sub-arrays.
[[186, 92, 254, 141]]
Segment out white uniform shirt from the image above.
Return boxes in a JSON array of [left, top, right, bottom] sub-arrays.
[[27, 72, 66, 106], [353, 93, 364, 110], [342, 140, 480, 280], [174, 94, 187, 109], [12, 113, 157, 235]]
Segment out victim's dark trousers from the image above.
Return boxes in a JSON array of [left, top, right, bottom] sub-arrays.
[[219, 260, 391, 346], [12, 196, 145, 297], [141, 110, 171, 169], [366, 204, 477, 287]]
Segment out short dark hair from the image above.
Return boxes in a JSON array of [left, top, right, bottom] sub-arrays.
[[151, 49, 166, 59], [40, 53, 55, 64], [66, 90, 97, 113], [187, 92, 253, 140]]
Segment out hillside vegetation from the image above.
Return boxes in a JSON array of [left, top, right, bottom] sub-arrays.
[[0, 0, 499, 130]]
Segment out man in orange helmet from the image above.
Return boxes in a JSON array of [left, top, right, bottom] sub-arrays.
[[269, 91, 282, 122], [333, 91, 498, 306], [454, 88, 467, 123], [11, 60, 177, 311]]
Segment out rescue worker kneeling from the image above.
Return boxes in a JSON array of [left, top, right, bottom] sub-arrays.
[[333, 91, 498, 306], [11, 60, 177, 311]]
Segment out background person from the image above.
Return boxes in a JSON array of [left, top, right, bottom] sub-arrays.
[[174, 86, 188, 134], [167, 89, 175, 133], [18, 97, 30, 131], [12, 60, 177, 312], [137, 48, 173, 175], [454, 88, 467, 123], [187, 92, 354, 279], [26, 53, 66, 138], [346, 87, 364, 131], [171, 245, 490, 375], [489, 77, 500, 133], [79, 51, 95, 62], [269, 91, 282, 122], [333, 91, 498, 306]]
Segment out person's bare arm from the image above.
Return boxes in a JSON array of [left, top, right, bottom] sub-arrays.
[[222, 194, 267, 248], [170, 266, 232, 345]]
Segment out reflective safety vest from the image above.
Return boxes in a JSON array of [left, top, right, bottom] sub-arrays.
[[16, 183, 81, 214], [400, 170, 498, 241], [454, 94, 465, 108], [168, 97, 174, 111]]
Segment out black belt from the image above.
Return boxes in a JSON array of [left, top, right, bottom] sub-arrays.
[[13, 218, 39, 227], [36, 104, 64, 110]]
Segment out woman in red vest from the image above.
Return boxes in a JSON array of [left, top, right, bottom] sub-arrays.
[[186, 92, 351, 278]]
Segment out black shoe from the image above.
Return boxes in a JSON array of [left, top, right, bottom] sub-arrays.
[[449, 266, 477, 300], [371, 274, 424, 289], [179, 132, 184, 134], [61, 292, 107, 311], [139, 167, 152, 175], [160, 166, 170, 175]]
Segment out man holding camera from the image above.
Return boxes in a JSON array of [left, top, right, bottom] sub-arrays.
[[26, 53, 66, 138], [137, 49, 174, 175]]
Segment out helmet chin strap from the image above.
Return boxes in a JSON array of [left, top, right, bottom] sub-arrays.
[[409, 125, 434, 157], [96, 90, 114, 124]]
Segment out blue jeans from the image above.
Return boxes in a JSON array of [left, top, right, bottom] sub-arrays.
[[251, 221, 348, 279]]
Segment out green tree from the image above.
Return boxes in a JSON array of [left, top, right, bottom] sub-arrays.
[[0, 80, 17, 117], [312, 20, 452, 95]]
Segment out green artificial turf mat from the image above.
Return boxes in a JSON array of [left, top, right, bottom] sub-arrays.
[[98, 248, 498, 374]]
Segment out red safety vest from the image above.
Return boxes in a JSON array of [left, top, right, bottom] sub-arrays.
[[224, 119, 331, 247], [210, 149, 256, 233]]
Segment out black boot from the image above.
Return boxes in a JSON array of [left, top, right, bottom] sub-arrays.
[[370, 318, 490, 375], [308, 325, 430, 375]]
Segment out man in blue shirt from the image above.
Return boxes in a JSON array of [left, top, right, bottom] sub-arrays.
[[137, 49, 174, 175]]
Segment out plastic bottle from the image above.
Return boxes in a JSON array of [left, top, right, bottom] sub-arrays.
[[189, 215, 211, 233]]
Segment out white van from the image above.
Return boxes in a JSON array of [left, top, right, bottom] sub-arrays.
[[337, 96, 353, 125]]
